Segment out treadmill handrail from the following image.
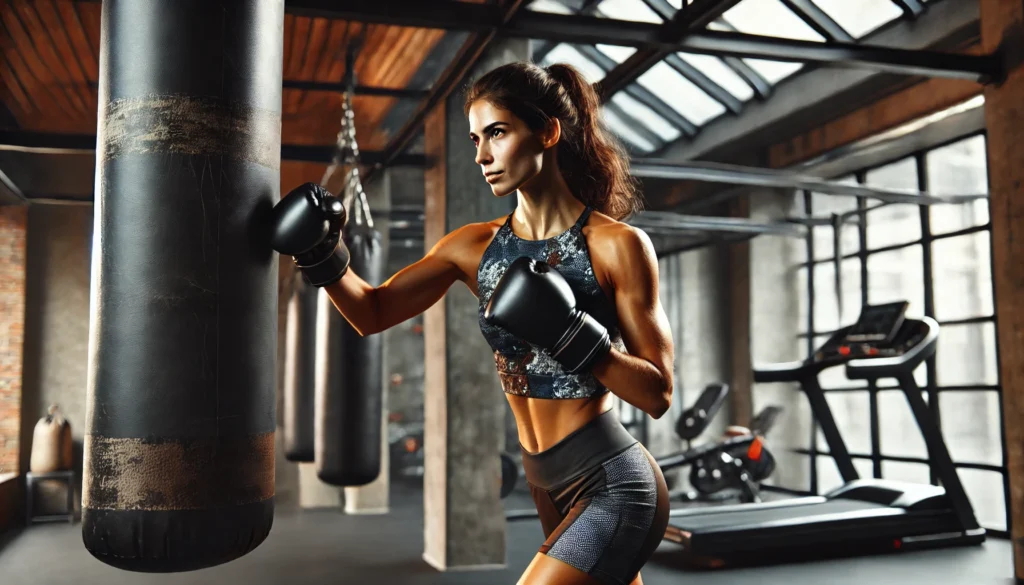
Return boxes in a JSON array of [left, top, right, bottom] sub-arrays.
[[847, 315, 981, 533], [754, 360, 859, 482], [752, 360, 806, 383], [845, 316, 939, 379]]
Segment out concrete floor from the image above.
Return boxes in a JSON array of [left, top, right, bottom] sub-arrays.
[[0, 481, 1014, 585]]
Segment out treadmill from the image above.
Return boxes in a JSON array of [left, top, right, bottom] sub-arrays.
[[662, 301, 986, 568]]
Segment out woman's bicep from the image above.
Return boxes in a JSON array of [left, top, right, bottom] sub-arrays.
[[372, 232, 467, 331], [610, 228, 674, 373], [373, 255, 459, 328]]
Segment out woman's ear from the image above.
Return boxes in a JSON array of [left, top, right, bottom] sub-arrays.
[[540, 118, 561, 149]]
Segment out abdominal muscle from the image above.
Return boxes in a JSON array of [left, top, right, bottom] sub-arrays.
[[507, 391, 616, 454]]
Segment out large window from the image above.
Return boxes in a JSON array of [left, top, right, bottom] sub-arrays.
[[771, 133, 1007, 536], [526, 0, 918, 155]]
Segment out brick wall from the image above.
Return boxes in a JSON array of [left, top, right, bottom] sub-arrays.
[[0, 205, 26, 477], [0, 475, 19, 533]]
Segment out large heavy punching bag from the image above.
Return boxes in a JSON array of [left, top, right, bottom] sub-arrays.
[[315, 225, 385, 485], [83, 0, 283, 572], [283, 276, 317, 461]]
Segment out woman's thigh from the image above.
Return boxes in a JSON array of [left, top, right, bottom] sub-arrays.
[[524, 444, 669, 585], [518, 553, 603, 585]]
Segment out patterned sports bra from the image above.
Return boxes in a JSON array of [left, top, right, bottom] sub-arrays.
[[477, 206, 626, 399]]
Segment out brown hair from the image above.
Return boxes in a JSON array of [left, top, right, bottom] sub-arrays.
[[464, 61, 643, 221]]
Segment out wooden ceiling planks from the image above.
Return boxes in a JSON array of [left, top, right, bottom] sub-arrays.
[[281, 21, 447, 153], [283, 15, 345, 116], [54, 1, 97, 85], [15, 1, 91, 115], [0, 1, 449, 166], [2, 1, 87, 130]]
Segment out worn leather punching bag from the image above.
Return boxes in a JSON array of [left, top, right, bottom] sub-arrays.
[[315, 225, 385, 486], [283, 276, 317, 462], [83, 0, 283, 572]]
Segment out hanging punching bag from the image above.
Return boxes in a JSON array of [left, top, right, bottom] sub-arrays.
[[83, 0, 283, 572], [283, 276, 317, 462], [315, 225, 385, 486]]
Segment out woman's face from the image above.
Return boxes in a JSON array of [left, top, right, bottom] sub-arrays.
[[468, 100, 551, 197]]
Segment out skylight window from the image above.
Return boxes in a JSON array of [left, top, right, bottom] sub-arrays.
[[811, 0, 904, 39], [637, 62, 727, 125]]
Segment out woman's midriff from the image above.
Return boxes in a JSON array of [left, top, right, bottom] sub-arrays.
[[506, 392, 616, 454]]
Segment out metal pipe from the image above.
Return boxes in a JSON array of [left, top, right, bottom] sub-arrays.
[[630, 210, 806, 236], [630, 159, 988, 205], [0, 168, 27, 204]]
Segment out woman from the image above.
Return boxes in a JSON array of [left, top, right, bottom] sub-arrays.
[[269, 61, 675, 585]]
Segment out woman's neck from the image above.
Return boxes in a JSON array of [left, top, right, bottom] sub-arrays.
[[513, 165, 584, 240]]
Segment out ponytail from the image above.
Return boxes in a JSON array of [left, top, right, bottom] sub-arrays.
[[464, 62, 644, 221]]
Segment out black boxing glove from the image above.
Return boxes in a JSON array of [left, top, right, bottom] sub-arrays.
[[484, 257, 611, 374], [269, 182, 350, 287]]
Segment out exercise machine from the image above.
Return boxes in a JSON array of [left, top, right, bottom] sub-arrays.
[[674, 405, 781, 505], [660, 382, 780, 505], [662, 301, 986, 568]]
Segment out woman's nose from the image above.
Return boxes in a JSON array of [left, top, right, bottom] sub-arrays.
[[475, 144, 492, 166]]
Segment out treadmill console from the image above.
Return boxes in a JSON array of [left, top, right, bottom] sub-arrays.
[[754, 301, 933, 383], [811, 301, 911, 366], [845, 301, 907, 342]]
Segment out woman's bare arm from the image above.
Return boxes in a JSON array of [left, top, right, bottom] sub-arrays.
[[321, 225, 480, 336], [590, 225, 675, 419]]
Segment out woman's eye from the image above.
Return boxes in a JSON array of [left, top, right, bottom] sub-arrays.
[[490, 128, 504, 138]]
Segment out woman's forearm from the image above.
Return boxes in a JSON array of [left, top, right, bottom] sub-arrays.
[[591, 348, 673, 419], [316, 244, 463, 337], [321, 270, 381, 336]]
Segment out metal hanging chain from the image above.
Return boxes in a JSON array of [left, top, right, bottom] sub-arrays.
[[320, 33, 374, 230], [340, 90, 374, 229], [319, 21, 352, 195]]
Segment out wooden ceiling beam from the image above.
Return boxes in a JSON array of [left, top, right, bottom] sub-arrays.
[[363, 0, 528, 183]]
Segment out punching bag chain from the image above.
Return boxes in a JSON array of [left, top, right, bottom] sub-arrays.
[[321, 37, 374, 230]]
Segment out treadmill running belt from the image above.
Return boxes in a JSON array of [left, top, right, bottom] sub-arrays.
[[671, 499, 885, 531]]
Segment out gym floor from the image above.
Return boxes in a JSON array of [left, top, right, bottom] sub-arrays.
[[0, 481, 1012, 585]]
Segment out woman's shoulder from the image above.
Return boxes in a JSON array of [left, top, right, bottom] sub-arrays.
[[584, 210, 642, 243], [430, 215, 507, 257], [451, 216, 506, 243], [584, 211, 655, 263]]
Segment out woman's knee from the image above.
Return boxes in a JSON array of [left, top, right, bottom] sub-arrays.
[[518, 553, 603, 585]]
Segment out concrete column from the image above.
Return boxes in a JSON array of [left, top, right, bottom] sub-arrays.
[[729, 195, 753, 428], [979, 1, 1024, 579], [298, 460, 341, 508], [422, 38, 528, 571], [679, 245, 731, 448], [651, 252, 686, 482], [650, 242, 730, 489], [748, 188, 808, 491], [345, 171, 392, 515]]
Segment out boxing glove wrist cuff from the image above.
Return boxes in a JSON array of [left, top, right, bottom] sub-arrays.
[[296, 244, 350, 287], [550, 310, 611, 374]]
